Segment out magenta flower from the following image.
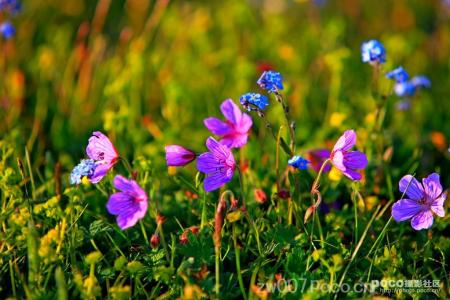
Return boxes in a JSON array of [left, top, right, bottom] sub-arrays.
[[330, 130, 368, 181], [164, 145, 196, 166], [204, 99, 253, 148], [197, 137, 236, 192], [392, 173, 446, 230], [306, 149, 331, 173], [107, 175, 148, 230], [86, 131, 119, 183]]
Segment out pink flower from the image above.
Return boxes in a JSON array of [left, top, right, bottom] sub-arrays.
[[86, 131, 119, 183], [164, 145, 196, 166], [392, 173, 446, 230], [204, 99, 253, 148], [330, 130, 368, 181], [107, 175, 148, 230]]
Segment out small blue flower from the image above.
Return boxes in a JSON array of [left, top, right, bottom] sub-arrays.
[[288, 156, 310, 170], [257, 71, 283, 93], [386, 67, 409, 83], [361, 40, 386, 64], [411, 76, 431, 89], [393, 81, 416, 97], [70, 159, 96, 185], [0, 21, 15, 39], [239, 93, 269, 111]]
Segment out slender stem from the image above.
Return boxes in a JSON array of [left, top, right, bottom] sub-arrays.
[[157, 223, 170, 263], [139, 221, 150, 246], [236, 166, 262, 255], [200, 189, 207, 230], [215, 245, 220, 296], [120, 156, 133, 175], [233, 225, 248, 300], [335, 205, 381, 298], [366, 216, 393, 257], [275, 91, 296, 152], [258, 110, 293, 156], [311, 159, 331, 195]]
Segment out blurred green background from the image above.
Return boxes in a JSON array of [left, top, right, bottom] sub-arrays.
[[1, 0, 449, 181]]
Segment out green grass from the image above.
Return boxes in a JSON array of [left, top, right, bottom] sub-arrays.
[[1, 0, 449, 299]]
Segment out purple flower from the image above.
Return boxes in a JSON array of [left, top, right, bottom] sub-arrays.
[[392, 173, 446, 230], [288, 156, 310, 170], [204, 99, 253, 148], [86, 131, 119, 183], [386, 67, 409, 83], [306, 149, 331, 173], [197, 137, 235, 192], [361, 40, 386, 64], [164, 145, 196, 166], [330, 130, 368, 181], [257, 71, 283, 93], [107, 175, 148, 230], [240, 93, 269, 111], [0, 21, 15, 39]]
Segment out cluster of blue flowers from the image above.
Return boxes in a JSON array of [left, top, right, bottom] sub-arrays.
[[70, 159, 96, 185], [361, 39, 430, 110], [0, 0, 20, 40]]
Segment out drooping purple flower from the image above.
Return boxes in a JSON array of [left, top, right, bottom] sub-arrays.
[[392, 173, 446, 230], [204, 99, 253, 148], [197, 137, 235, 192], [164, 145, 196, 166], [239, 93, 269, 112], [330, 130, 368, 181], [306, 149, 332, 173], [107, 175, 148, 230], [86, 131, 119, 183], [0, 21, 15, 39], [257, 71, 283, 93], [288, 156, 310, 170], [361, 39, 386, 64]]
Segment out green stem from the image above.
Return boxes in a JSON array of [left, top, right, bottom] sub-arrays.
[[120, 156, 133, 175], [275, 91, 296, 152], [200, 189, 207, 230], [366, 216, 393, 257], [157, 223, 170, 263], [215, 245, 221, 296], [233, 225, 248, 300], [139, 221, 150, 246], [258, 109, 293, 156], [236, 166, 262, 255]]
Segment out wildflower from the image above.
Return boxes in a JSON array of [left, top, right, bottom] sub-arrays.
[[392, 173, 446, 230], [306, 149, 331, 172], [288, 156, 310, 170], [330, 130, 368, 181], [0, 21, 15, 39], [150, 234, 160, 249], [164, 145, 196, 166], [257, 70, 283, 93], [254, 188, 267, 204], [86, 131, 119, 183], [70, 159, 96, 185], [386, 67, 431, 98], [239, 93, 269, 112], [386, 67, 409, 83], [204, 99, 253, 148], [196, 137, 235, 192], [0, 0, 20, 14], [361, 39, 386, 64], [106, 175, 148, 230]]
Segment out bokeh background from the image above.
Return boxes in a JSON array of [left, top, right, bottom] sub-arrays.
[[2, 0, 449, 179]]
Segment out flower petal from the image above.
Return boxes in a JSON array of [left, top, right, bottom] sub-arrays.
[[197, 153, 221, 174], [204, 117, 232, 136], [86, 131, 118, 163], [431, 193, 446, 217], [331, 150, 346, 171], [422, 173, 443, 201], [164, 145, 196, 167], [205, 137, 233, 162], [204, 170, 233, 192], [332, 130, 356, 152], [113, 175, 146, 198], [89, 163, 111, 183], [411, 210, 434, 230], [107, 192, 134, 215], [220, 133, 248, 149], [238, 113, 253, 133], [391, 199, 422, 222], [343, 169, 362, 181], [220, 99, 242, 125], [399, 175, 424, 200], [343, 151, 368, 169]]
